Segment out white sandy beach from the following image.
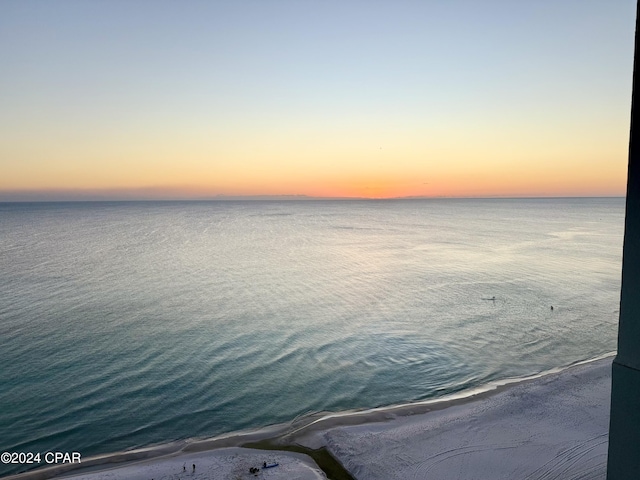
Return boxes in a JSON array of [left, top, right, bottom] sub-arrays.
[[7, 357, 612, 480], [298, 357, 612, 480], [50, 448, 326, 480]]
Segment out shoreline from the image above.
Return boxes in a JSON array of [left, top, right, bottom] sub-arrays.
[[3, 353, 615, 480]]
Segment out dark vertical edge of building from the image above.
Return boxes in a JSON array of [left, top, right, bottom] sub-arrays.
[[607, 1, 640, 478]]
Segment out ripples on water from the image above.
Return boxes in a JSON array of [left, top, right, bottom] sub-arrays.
[[0, 198, 624, 475]]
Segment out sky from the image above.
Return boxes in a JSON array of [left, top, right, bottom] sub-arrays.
[[0, 0, 636, 200]]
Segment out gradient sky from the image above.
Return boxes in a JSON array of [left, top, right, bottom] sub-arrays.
[[0, 0, 636, 200]]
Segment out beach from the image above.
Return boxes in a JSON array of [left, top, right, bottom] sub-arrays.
[[54, 448, 326, 480], [300, 356, 612, 480], [6, 356, 612, 480]]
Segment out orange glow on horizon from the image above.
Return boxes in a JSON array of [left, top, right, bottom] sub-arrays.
[[26, 173, 620, 199]]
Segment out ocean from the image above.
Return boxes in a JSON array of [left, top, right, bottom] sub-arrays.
[[0, 198, 624, 477]]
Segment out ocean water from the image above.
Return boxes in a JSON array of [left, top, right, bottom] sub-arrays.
[[0, 198, 624, 476]]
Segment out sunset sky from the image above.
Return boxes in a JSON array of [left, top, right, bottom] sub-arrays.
[[0, 1, 636, 200]]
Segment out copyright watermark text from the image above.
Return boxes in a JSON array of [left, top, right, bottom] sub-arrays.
[[1, 452, 81, 465]]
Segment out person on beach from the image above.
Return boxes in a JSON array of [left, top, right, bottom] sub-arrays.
[[183, 462, 186, 472], [192, 464, 195, 472]]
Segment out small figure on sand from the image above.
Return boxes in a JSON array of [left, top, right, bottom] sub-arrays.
[[192, 464, 195, 473], [551, 305, 554, 311], [183, 462, 186, 472]]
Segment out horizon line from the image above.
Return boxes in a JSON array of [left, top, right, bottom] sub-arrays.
[[0, 194, 626, 203]]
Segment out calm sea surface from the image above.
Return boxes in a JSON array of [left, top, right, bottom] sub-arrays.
[[0, 198, 624, 476]]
